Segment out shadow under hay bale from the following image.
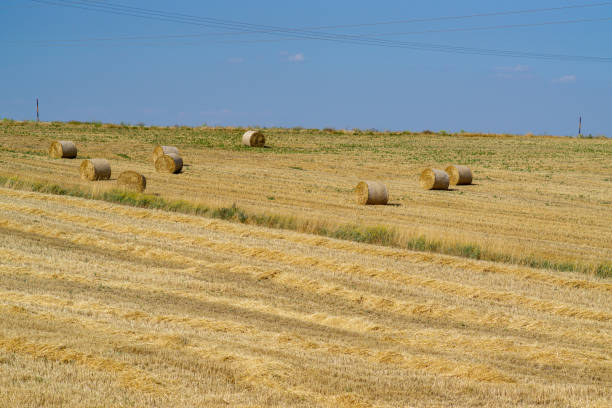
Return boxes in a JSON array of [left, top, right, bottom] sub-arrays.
[[80, 159, 111, 181], [445, 165, 473, 186], [155, 153, 183, 174], [355, 181, 388, 205], [242, 130, 266, 147], [152, 145, 179, 163], [49, 141, 77, 159], [420, 168, 449, 190], [117, 170, 146, 192]]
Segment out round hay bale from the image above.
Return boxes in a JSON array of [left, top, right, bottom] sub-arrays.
[[49, 141, 77, 159], [152, 145, 179, 163], [80, 159, 111, 181], [419, 168, 449, 190], [242, 130, 265, 147], [117, 170, 146, 192], [355, 181, 388, 205], [155, 153, 183, 174], [445, 165, 473, 185]]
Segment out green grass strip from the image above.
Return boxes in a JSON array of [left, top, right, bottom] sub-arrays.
[[1, 175, 609, 279]]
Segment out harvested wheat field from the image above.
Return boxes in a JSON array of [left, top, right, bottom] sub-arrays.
[[1, 121, 610, 275], [0, 121, 611, 407]]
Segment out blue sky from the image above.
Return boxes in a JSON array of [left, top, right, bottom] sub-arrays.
[[2, 0, 611, 135]]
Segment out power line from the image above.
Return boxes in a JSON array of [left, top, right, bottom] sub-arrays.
[[27, 0, 612, 62], [13, 15, 612, 45], [38, 0, 612, 31], [31, 0, 612, 39], [306, 2, 612, 30], [367, 16, 612, 37], [26, 0, 610, 62]]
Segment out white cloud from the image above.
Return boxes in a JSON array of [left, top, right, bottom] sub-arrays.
[[287, 53, 305, 62], [492, 64, 532, 79], [227, 57, 244, 64], [496, 64, 529, 72], [554, 75, 576, 83]]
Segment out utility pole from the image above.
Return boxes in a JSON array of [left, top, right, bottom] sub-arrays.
[[36, 98, 39, 122]]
